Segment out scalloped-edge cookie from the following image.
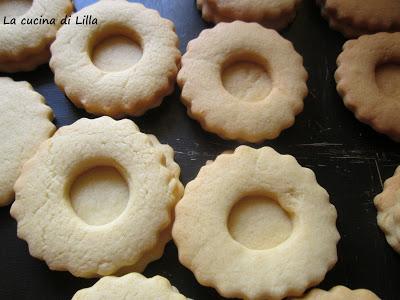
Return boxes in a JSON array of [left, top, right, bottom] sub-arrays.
[[50, 0, 180, 117], [72, 273, 188, 300], [10, 117, 183, 278], [178, 21, 308, 143], [317, 0, 400, 37], [172, 146, 339, 300], [0, 77, 55, 207], [197, 0, 301, 30], [374, 166, 400, 253], [0, 0, 73, 72], [335, 32, 400, 141], [290, 285, 381, 299]]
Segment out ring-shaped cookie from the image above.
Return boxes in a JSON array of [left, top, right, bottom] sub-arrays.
[[335, 33, 400, 141], [172, 146, 339, 300], [197, 0, 301, 29], [178, 21, 308, 142], [10, 117, 183, 278], [374, 166, 400, 253], [72, 273, 188, 300], [50, 0, 180, 117], [0, 0, 73, 62]]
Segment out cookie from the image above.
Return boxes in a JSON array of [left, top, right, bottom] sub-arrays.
[[374, 166, 400, 253], [317, 0, 400, 37], [0, 77, 55, 207], [172, 146, 339, 300], [197, 0, 301, 30], [10, 117, 183, 278], [335, 33, 400, 141], [290, 285, 380, 299], [0, 0, 73, 72], [72, 273, 187, 300], [0, 48, 50, 73], [50, 0, 180, 117], [178, 21, 307, 142]]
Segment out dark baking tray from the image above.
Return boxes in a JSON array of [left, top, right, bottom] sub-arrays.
[[1, 0, 399, 299]]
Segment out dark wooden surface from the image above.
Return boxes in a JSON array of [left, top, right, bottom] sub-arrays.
[[1, 0, 399, 299]]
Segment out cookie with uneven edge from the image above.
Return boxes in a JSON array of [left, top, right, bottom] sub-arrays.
[[374, 167, 400, 253], [72, 273, 188, 300], [0, 77, 55, 207], [316, 1, 369, 38], [178, 22, 308, 143], [0, 0, 73, 72], [317, 0, 400, 37], [290, 285, 380, 300], [50, 0, 180, 117], [172, 146, 339, 300], [10, 117, 183, 278], [197, 0, 301, 30], [335, 33, 400, 141]]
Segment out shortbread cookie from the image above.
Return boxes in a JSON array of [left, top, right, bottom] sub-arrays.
[[72, 273, 187, 300], [290, 285, 380, 299], [335, 33, 400, 141], [374, 166, 400, 253], [197, 0, 301, 30], [317, 0, 400, 37], [178, 22, 308, 143], [50, 0, 180, 117], [10, 117, 183, 278], [0, 77, 54, 207], [172, 146, 339, 300], [0, 0, 73, 71], [0, 48, 51, 73]]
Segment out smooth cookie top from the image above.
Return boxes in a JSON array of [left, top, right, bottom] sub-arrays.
[[178, 21, 308, 142]]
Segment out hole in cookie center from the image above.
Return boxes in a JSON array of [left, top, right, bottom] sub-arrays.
[[92, 34, 142, 72], [376, 63, 400, 99], [70, 166, 129, 226], [222, 61, 272, 102], [228, 195, 292, 250], [0, 0, 32, 17]]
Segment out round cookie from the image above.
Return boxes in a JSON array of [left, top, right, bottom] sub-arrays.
[[335, 33, 400, 141], [10, 117, 183, 278], [0, 0, 73, 71], [0, 77, 55, 207], [317, 0, 400, 37], [178, 21, 308, 143], [72, 273, 187, 300], [374, 166, 400, 253], [50, 0, 180, 117], [197, 0, 301, 30], [290, 285, 380, 299], [172, 146, 339, 300]]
